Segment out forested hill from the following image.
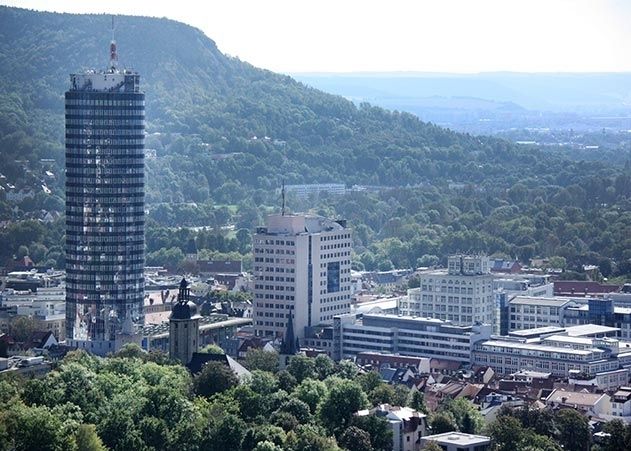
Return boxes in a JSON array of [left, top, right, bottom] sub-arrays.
[[1, 5, 551, 200], [1, 7, 631, 278]]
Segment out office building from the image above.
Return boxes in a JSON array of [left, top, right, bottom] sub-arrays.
[[303, 313, 492, 362], [400, 255, 495, 330], [507, 296, 583, 332], [284, 183, 346, 198], [472, 324, 631, 387], [65, 36, 145, 354], [336, 313, 492, 362], [506, 297, 631, 340], [252, 214, 352, 339]]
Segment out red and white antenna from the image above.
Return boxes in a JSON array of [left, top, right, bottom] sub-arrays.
[[109, 16, 118, 70]]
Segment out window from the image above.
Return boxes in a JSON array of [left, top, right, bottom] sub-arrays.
[[327, 261, 340, 293]]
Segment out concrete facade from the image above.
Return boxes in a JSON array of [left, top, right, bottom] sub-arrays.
[[252, 214, 352, 339]]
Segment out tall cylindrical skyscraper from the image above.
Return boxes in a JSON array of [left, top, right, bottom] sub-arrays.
[[65, 40, 145, 354]]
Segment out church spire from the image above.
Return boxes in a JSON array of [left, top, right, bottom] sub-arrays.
[[280, 309, 296, 355]]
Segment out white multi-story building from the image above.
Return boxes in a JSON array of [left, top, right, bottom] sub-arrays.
[[252, 214, 352, 339], [329, 313, 492, 362], [400, 255, 495, 330], [473, 325, 631, 387], [612, 387, 631, 417], [507, 296, 584, 331], [284, 183, 346, 198]]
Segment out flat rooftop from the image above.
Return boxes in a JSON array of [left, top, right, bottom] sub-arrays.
[[478, 339, 602, 356], [509, 296, 580, 306], [509, 326, 566, 337], [542, 335, 595, 346], [422, 432, 491, 446], [565, 324, 620, 337]]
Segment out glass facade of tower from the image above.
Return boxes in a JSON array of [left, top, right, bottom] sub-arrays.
[[65, 71, 145, 351]]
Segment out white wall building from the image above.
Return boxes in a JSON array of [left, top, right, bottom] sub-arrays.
[[473, 326, 631, 388], [252, 214, 352, 339], [612, 387, 631, 418], [545, 389, 612, 417], [284, 183, 346, 198], [401, 255, 495, 330], [507, 296, 583, 331], [334, 313, 492, 362], [356, 405, 427, 451]]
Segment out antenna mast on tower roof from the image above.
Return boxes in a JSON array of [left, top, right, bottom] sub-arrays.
[[281, 179, 286, 216], [109, 16, 118, 71]]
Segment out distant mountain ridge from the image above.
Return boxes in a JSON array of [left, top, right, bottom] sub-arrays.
[[293, 72, 631, 112]]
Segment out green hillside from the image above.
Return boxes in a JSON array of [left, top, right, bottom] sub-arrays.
[[0, 6, 544, 197], [0, 6, 630, 278]]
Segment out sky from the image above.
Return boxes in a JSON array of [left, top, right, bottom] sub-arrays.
[[3, 0, 631, 74]]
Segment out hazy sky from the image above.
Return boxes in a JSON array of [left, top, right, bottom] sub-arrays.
[[4, 0, 631, 73]]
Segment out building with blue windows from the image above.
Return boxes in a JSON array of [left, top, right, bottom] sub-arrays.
[[64, 39, 145, 354]]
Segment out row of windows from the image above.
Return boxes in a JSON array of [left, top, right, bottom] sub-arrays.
[[66, 138, 144, 145], [319, 277, 351, 286], [257, 275, 297, 283], [67, 236, 144, 246], [254, 248, 296, 255], [320, 241, 351, 250], [67, 221, 144, 230], [256, 293, 296, 300], [65, 99, 144, 106], [66, 132, 144, 143], [320, 251, 351, 259], [66, 118, 144, 126], [259, 312, 292, 318], [320, 294, 351, 302], [66, 263, 144, 273], [319, 286, 351, 295], [319, 303, 349, 313], [67, 167, 144, 176], [475, 347, 597, 361], [67, 177, 145, 187], [254, 239, 296, 246], [255, 321, 286, 329], [320, 260, 351, 268], [321, 233, 350, 241], [66, 152, 144, 160], [66, 264, 145, 274], [66, 186, 144, 195], [66, 292, 143, 301], [66, 217, 144, 225], [66, 254, 143, 264], [253, 266, 297, 273], [66, 282, 143, 291], [256, 303, 295, 310], [67, 200, 143, 209], [65, 108, 144, 116]]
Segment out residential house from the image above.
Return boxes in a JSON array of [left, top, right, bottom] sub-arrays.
[[357, 404, 427, 451], [545, 388, 611, 417]]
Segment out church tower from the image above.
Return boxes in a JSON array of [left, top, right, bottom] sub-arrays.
[[169, 278, 201, 365]]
